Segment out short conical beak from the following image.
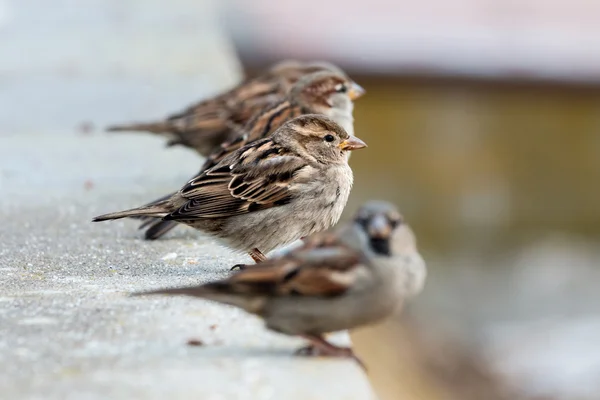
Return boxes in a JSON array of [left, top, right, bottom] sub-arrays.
[[367, 214, 392, 239], [348, 82, 366, 100], [338, 136, 367, 151]]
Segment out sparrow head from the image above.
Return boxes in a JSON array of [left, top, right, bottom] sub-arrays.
[[273, 114, 367, 164], [269, 60, 360, 90], [292, 71, 365, 113], [268, 60, 305, 78], [353, 201, 415, 257], [303, 61, 349, 77]]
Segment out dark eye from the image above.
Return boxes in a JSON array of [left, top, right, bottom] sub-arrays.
[[334, 83, 347, 93], [355, 217, 369, 229], [324, 134, 335, 142], [388, 217, 402, 229]]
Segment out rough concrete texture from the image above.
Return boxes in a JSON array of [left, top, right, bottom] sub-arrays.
[[0, 1, 374, 398]]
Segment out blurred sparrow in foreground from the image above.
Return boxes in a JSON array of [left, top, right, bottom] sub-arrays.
[[137, 70, 365, 240], [93, 115, 367, 264], [106, 60, 362, 157], [132, 201, 426, 367]]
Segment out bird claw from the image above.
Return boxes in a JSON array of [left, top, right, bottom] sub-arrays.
[[230, 264, 248, 271], [295, 344, 353, 358], [295, 345, 320, 356], [294, 345, 366, 370]]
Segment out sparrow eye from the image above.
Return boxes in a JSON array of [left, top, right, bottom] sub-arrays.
[[334, 83, 347, 93], [324, 134, 335, 142], [388, 217, 403, 229], [355, 217, 369, 229]]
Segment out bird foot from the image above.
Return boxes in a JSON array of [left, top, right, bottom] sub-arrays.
[[230, 264, 249, 271], [248, 248, 267, 263], [295, 344, 353, 357], [294, 345, 366, 370]]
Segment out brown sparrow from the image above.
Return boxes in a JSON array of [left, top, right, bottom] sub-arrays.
[[203, 69, 364, 170], [137, 70, 365, 240], [93, 115, 367, 264], [106, 60, 363, 157], [132, 201, 426, 366]]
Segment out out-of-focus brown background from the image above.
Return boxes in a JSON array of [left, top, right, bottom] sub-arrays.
[[4, 0, 599, 399], [348, 78, 600, 400]]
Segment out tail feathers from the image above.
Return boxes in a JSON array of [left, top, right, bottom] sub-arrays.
[[106, 121, 175, 134], [132, 285, 213, 297], [129, 192, 180, 240], [93, 202, 170, 222], [143, 220, 179, 240], [132, 282, 266, 313], [127, 191, 178, 223], [137, 216, 161, 228]]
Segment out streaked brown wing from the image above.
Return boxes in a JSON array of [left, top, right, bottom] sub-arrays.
[[162, 76, 289, 153], [200, 99, 305, 171], [169, 76, 283, 122], [225, 235, 364, 297], [165, 140, 309, 220]]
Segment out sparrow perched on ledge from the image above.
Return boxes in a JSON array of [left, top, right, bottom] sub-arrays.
[[93, 115, 367, 263], [203, 69, 364, 170], [106, 60, 362, 157], [132, 201, 427, 366], [137, 70, 365, 240]]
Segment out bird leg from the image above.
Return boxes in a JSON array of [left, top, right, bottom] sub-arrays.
[[231, 248, 268, 271], [249, 248, 267, 263], [295, 334, 366, 370]]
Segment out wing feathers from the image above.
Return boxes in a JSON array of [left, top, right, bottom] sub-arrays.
[[165, 139, 309, 221]]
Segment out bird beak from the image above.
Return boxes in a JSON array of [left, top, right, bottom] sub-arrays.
[[348, 82, 366, 100], [368, 214, 392, 239], [338, 136, 367, 151]]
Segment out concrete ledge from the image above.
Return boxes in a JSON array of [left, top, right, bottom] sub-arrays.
[[0, 133, 375, 399]]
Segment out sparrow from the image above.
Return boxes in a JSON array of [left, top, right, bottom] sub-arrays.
[[137, 70, 365, 240], [203, 69, 364, 170], [93, 115, 367, 264], [132, 201, 427, 366], [106, 60, 363, 157]]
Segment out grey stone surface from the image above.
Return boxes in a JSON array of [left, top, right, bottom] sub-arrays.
[[0, 1, 374, 398], [0, 119, 373, 400]]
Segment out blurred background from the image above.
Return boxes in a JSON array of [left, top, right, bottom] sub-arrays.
[[3, 1, 600, 399]]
